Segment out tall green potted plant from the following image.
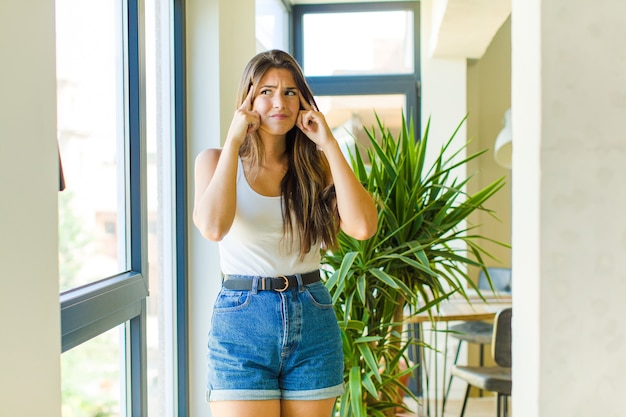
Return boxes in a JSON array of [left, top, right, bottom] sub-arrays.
[[322, 114, 506, 417]]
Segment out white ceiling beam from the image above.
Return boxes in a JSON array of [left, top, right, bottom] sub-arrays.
[[430, 0, 511, 59]]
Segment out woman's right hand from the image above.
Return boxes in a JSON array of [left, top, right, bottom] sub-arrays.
[[226, 87, 260, 147]]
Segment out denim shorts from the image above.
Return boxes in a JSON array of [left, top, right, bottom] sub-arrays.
[[206, 279, 345, 401]]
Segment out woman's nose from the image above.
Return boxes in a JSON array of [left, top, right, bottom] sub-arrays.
[[272, 95, 285, 108]]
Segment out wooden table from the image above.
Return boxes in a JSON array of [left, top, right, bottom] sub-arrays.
[[405, 293, 512, 417]]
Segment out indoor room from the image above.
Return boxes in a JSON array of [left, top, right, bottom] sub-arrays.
[[2, 0, 625, 416]]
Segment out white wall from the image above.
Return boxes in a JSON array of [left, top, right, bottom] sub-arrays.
[[512, 0, 626, 416], [185, 0, 255, 415], [420, 0, 468, 151], [0, 1, 61, 416]]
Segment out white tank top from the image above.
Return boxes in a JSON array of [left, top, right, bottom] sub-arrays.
[[218, 157, 321, 276]]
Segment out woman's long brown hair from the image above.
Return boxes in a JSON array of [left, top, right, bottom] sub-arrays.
[[236, 49, 339, 257]]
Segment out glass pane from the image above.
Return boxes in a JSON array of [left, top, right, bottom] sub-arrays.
[[256, 0, 288, 52], [145, 0, 176, 415], [316, 94, 405, 163], [56, 0, 127, 292], [302, 10, 414, 76], [61, 325, 125, 417]]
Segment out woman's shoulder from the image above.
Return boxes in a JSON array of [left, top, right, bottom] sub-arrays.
[[196, 147, 222, 160], [195, 148, 224, 167], [194, 148, 226, 180]]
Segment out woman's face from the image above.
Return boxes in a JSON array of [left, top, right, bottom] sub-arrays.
[[252, 68, 301, 137]]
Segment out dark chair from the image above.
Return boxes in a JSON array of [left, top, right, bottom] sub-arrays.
[[450, 307, 512, 417], [443, 267, 512, 411]]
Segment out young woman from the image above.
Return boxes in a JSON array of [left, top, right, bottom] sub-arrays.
[[193, 49, 378, 417]]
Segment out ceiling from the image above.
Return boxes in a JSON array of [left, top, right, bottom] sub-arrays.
[[429, 0, 511, 58]]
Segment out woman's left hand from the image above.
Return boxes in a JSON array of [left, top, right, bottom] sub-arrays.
[[296, 94, 334, 149]]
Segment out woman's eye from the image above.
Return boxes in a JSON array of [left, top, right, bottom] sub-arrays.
[[285, 90, 297, 96], [260, 89, 271, 95]]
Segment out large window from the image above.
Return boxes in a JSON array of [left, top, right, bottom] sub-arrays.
[[293, 2, 420, 151], [56, 0, 187, 415], [56, 0, 127, 293], [301, 9, 414, 77]]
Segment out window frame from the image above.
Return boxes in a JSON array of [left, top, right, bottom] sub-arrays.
[[292, 1, 421, 133], [172, 0, 189, 414], [59, 0, 189, 414]]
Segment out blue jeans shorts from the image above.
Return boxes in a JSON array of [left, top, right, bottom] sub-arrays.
[[206, 278, 345, 401]]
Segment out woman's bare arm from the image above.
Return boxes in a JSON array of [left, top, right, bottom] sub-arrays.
[[192, 88, 260, 241]]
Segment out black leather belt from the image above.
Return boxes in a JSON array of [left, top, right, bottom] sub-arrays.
[[222, 270, 321, 292]]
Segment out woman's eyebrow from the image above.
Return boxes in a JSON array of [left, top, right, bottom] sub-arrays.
[[258, 84, 299, 92]]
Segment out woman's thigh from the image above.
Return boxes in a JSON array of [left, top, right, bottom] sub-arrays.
[[281, 398, 337, 417], [209, 399, 336, 417], [210, 400, 280, 417]]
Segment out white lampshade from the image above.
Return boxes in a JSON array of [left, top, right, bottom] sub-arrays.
[[494, 108, 512, 169]]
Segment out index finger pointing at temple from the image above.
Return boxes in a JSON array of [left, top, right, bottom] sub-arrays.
[[299, 93, 313, 111], [242, 86, 255, 110]]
